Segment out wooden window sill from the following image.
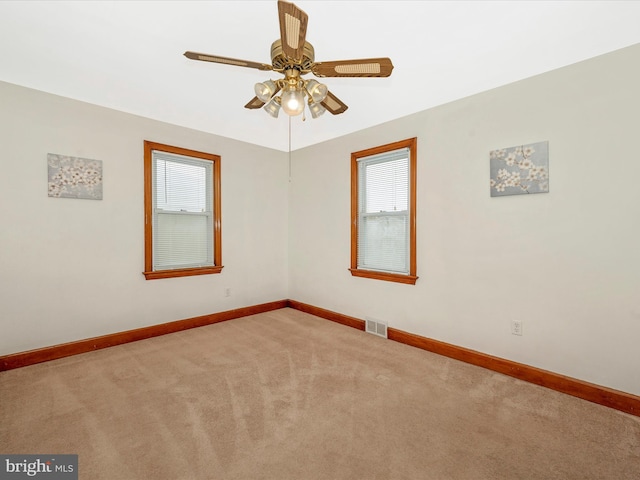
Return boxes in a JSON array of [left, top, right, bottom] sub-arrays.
[[349, 268, 418, 285], [143, 266, 224, 280]]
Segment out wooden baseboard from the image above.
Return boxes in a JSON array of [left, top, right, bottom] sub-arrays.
[[286, 300, 365, 330], [0, 300, 288, 371], [286, 300, 640, 417]]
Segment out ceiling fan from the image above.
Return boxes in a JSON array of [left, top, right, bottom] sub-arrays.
[[184, 0, 394, 119]]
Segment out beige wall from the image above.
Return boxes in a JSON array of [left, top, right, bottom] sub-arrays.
[[0, 81, 289, 355], [288, 44, 640, 395]]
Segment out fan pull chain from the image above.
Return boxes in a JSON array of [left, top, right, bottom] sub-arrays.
[[288, 115, 292, 182]]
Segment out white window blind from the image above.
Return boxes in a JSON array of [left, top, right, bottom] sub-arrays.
[[152, 150, 213, 271], [357, 147, 410, 274]]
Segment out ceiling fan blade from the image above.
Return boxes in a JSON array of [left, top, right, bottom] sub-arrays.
[[321, 91, 348, 115], [244, 97, 265, 110], [277, 0, 308, 61], [184, 51, 273, 71], [311, 58, 394, 78]]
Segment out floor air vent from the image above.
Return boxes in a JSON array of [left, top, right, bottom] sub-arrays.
[[365, 317, 388, 339]]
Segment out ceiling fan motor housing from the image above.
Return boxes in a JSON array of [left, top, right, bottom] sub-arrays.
[[270, 39, 315, 73]]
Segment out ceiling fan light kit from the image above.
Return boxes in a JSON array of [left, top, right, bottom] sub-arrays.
[[305, 79, 328, 104], [184, 0, 393, 120], [254, 80, 278, 103], [263, 97, 282, 118], [308, 99, 326, 119]]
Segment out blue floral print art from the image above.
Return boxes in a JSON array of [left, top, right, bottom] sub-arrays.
[[490, 141, 548, 197]]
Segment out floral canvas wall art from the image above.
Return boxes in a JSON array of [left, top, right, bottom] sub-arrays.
[[490, 141, 549, 197], [48, 154, 103, 200]]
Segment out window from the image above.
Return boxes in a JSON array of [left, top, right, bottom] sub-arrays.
[[143, 141, 222, 280], [350, 137, 417, 285]]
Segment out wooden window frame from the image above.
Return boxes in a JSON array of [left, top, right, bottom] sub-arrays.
[[143, 141, 223, 280], [350, 137, 418, 285]]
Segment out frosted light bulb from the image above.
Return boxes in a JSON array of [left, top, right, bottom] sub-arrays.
[[281, 89, 305, 116]]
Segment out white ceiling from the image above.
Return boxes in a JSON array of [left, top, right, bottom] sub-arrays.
[[1, 1, 640, 152]]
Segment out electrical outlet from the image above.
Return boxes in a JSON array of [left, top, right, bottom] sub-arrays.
[[224, 288, 231, 297], [511, 320, 523, 336]]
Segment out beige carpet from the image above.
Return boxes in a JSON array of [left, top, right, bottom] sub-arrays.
[[1, 308, 639, 479]]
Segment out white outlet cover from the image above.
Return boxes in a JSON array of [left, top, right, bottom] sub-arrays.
[[511, 321, 523, 336]]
